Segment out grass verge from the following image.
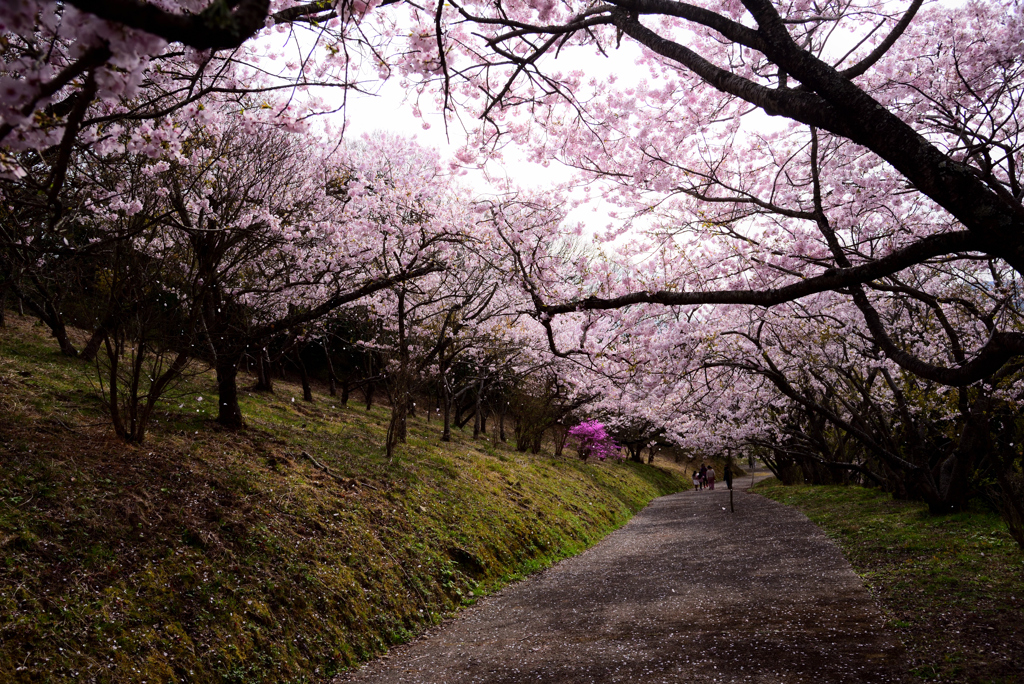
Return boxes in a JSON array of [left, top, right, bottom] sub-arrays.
[[755, 479, 1024, 684], [0, 313, 688, 683]]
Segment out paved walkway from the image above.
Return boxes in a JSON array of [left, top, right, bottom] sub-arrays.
[[335, 475, 905, 683]]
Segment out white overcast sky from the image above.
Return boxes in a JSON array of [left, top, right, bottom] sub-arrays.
[[322, 34, 639, 234]]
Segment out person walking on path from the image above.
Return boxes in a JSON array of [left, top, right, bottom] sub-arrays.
[[699, 464, 707, 490], [724, 463, 733, 490], [692, 469, 701, 492], [707, 465, 716, 490]]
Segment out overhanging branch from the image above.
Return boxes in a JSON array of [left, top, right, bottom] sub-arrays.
[[538, 230, 980, 315]]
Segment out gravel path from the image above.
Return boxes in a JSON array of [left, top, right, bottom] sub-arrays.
[[335, 475, 905, 683]]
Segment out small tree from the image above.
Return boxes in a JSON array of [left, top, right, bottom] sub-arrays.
[[569, 420, 622, 462], [94, 241, 195, 444]]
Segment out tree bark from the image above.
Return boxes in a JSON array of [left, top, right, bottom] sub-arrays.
[[323, 341, 338, 397], [553, 424, 567, 457], [51, 316, 78, 357], [386, 397, 408, 461], [296, 352, 313, 402], [255, 348, 274, 392], [216, 355, 245, 429], [441, 383, 453, 442], [79, 326, 105, 362], [392, 289, 410, 444], [530, 430, 543, 454]]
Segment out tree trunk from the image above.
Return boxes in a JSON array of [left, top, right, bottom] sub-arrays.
[[395, 393, 408, 442], [530, 430, 543, 454], [79, 326, 105, 362], [322, 342, 338, 397], [456, 402, 474, 429], [255, 348, 274, 392], [28, 294, 80, 356], [296, 353, 313, 402], [104, 335, 126, 440], [52, 319, 78, 357], [340, 378, 350, 406], [514, 418, 530, 452], [472, 373, 486, 439], [16, 279, 89, 358], [441, 384, 453, 442], [499, 408, 506, 442], [216, 355, 245, 429], [392, 289, 410, 444], [386, 396, 408, 461], [918, 396, 990, 514], [552, 425, 568, 458]]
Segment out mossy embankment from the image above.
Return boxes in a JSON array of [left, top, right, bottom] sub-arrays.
[[756, 479, 1024, 683], [0, 314, 688, 683]]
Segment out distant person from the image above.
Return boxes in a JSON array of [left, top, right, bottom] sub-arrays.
[[724, 463, 733, 490], [707, 465, 716, 490], [692, 469, 701, 492], [699, 464, 708, 490]]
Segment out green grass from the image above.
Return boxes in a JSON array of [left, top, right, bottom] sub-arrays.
[[0, 313, 688, 683], [756, 479, 1024, 683]]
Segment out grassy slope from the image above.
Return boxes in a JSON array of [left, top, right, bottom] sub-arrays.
[[756, 479, 1024, 684], [0, 314, 687, 683]]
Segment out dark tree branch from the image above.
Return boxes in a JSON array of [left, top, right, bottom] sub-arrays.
[[850, 287, 1024, 386], [66, 0, 273, 49], [46, 70, 99, 214], [611, 11, 855, 132], [836, 0, 923, 81], [537, 230, 980, 315], [251, 264, 442, 341], [0, 45, 112, 145], [610, 0, 768, 52]]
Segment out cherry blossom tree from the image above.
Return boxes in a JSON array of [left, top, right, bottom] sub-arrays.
[[7, 0, 1024, 514], [50, 102, 443, 430], [8, 2, 1022, 358], [317, 132, 485, 456], [388, 0, 1024, 399]]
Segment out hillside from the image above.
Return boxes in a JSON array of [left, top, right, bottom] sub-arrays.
[[0, 313, 688, 683]]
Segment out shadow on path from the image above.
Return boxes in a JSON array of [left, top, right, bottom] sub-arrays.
[[335, 473, 905, 683]]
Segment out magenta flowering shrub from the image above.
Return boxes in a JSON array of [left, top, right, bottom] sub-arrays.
[[568, 420, 622, 462]]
